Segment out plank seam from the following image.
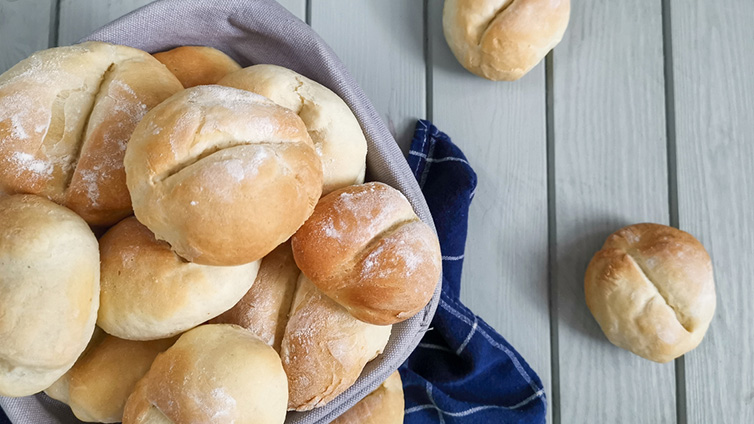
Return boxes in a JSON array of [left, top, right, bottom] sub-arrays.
[[545, 51, 560, 424], [48, 0, 61, 47], [423, 0, 433, 121], [661, 0, 686, 422]]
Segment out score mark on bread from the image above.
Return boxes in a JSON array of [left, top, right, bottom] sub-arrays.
[[0, 42, 182, 225], [124, 85, 323, 266], [292, 182, 442, 325]]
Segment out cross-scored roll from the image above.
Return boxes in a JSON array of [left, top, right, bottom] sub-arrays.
[[124, 85, 323, 266], [122, 324, 288, 424], [98, 217, 260, 340], [585, 223, 717, 363], [0, 195, 99, 397], [218, 64, 367, 194], [443, 0, 571, 81], [292, 182, 442, 325], [0, 41, 183, 226], [281, 275, 391, 411]]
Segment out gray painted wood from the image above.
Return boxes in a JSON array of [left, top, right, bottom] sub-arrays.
[[427, 3, 552, 420], [553, 0, 676, 422], [670, 1, 754, 422], [311, 0, 425, 154], [0, 0, 53, 73], [58, 0, 153, 46], [275, 0, 305, 21]]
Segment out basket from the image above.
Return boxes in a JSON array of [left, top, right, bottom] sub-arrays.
[[0, 0, 440, 423]]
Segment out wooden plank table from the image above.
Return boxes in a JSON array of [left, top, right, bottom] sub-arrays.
[[1, 0, 752, 422]]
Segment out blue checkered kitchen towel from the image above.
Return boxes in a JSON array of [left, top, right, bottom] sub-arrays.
[[0, 120, 545, 424], [400, 120, 546, 424]]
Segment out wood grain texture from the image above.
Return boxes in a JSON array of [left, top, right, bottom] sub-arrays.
[[670, 1, 754, 422], [553, 0, 676, 422], [0, 0, 53, 73], [58, 0, 152, 46], [427, 2, 552, 419], [311, 0, 425, 154]]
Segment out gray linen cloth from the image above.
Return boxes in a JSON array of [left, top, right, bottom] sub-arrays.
[[0, 0, 440, 423]]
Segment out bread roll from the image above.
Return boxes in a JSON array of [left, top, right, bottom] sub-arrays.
[[210, 241, 299, 352], [292, 182, 441, 325], [0, 41, 182, 225], [125, 85, 323, 266], [218, 64, 367, 194], [45, 329, 176, 423], [0, 195, 99, 397], [331, 371, 404, 424], [122, 324, 288, 424], [443, 0, 570, 81], [98, 217, 260, 340], [585, 223, 717, 363], [153, 46, 241, 88], [282, 275, 391, 411]]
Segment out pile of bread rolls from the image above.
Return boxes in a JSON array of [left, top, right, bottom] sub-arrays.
[[0, 41, 440, 423]]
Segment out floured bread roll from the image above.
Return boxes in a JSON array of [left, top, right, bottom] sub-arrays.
[[585, 223, 716, 363], [282, 275, 391, 411], [218, 64, 367, 194], [122, 324, 288, 424], [98, 217, 260, 340], [124, 85, 323, 265], [0, 195, 99, 397], [292, 182, 442, 325], [153, 46, 241, 88], [331, 371, 404, 424], [0, 41, 182, 225], [45, 328, 176, 423], [210, 241, 299, 352], [443, 0, 570, 81]]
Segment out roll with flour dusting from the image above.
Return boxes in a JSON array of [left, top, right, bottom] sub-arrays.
[[443, 0, 570, 81], [0, 195, 99, 397], [281, 275, 391, 411], [218, 64, 367, 194], [292, 182, 442, 325], [124, 85, 323, 266], [45, 329, 176, 423], [122, 324, 288, 424], [98, 217, 260, 340], [0, 42, 182, 225], [210, 241, 300, 352]]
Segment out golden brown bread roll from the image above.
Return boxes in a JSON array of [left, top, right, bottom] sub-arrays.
[[124, 85, 323, 266], [443, 0, 571, 81], [292, 182, 442, 325], [210, 241, 299, 352], [0, 41, 182, 225], [585, 223, 717, 363], [98, 217, 260, 340], [0, 195, 99, 397], [45, 328, 176, 423], [122, 324, 288, 424], [282, 275, 391, 411], [218, 64, 367, 194], [153, 46, 241, 88], [331, 371, 404, 424]]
